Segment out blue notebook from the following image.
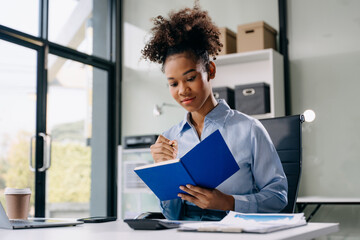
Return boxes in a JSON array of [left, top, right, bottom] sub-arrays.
[[134, 130, 239, 201]]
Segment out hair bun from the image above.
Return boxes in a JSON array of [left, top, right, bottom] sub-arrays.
[[141, 5, 222, 65]]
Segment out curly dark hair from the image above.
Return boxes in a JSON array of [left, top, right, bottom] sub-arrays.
[[141, 3, 222, 71]]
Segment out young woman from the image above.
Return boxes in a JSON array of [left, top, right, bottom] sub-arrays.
[[141, 4, 288, 221]]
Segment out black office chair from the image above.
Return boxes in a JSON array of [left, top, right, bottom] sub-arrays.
[[259, 114, 304, 213]]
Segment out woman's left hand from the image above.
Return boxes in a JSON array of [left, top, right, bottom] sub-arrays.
[[178, 185, 234, 211]]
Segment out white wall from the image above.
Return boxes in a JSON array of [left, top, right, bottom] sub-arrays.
[[288, 0, 360, 238]]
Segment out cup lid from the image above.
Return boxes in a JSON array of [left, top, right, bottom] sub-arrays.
[[4, 188, 32, 195]]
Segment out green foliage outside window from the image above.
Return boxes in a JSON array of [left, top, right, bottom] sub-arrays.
[[0, 121, 91, 205]]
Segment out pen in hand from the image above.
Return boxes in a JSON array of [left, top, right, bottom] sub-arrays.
[[169, 140, 178, 158], [150, 135, 178, 162]]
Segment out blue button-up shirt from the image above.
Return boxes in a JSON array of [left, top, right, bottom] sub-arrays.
[[160, 99, 288, 220]]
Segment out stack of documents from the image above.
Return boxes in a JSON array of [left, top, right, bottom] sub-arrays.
[[179, 211, 307, 233]]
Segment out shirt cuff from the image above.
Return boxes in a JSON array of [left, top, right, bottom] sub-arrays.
[[233, 194, 257, 213]]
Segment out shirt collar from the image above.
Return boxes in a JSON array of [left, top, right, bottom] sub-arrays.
[[177, 99, 231, 135]]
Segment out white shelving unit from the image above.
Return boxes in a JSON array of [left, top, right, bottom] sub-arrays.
[[213, 49, 284, 119]]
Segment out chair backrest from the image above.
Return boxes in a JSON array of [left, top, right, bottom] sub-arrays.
[[259, 115, 304, 213]]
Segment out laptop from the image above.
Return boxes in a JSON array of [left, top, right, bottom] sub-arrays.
[[0, 202, 83, 229]]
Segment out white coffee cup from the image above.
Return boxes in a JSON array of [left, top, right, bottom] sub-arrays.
[[4, 188, 31, 220]]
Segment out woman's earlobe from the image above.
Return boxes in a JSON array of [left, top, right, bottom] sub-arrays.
[[208, 61, 216, 79]]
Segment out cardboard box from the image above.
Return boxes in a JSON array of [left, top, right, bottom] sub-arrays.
[[237, 21, 277, 53], [218, 27, 237, 55]]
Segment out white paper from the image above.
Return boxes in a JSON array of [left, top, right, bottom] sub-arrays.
[[179, 211, 307, 233]]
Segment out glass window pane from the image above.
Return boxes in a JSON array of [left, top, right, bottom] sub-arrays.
[[47, 54, 109, 218], [0, 0, 39, 36], [0, 40, 37, 216], [49, 0, 111, 60]]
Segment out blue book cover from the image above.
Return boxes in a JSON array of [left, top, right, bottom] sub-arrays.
[[134, 130, 239, 201]]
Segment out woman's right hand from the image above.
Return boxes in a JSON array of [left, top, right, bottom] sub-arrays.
[[150, 135, 178, 163]]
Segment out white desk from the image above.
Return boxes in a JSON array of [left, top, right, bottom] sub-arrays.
[[297, 196, 360, 221], [0, 220, 339, 240]]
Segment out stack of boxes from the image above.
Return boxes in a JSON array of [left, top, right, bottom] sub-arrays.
[[214, 21, 276, 115], [218, 21, 277, 55]]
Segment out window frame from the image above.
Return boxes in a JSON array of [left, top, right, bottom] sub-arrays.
[[0, 0, 120, 218]]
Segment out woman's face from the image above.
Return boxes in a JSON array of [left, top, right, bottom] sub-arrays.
[[164, 53, 214, 114]]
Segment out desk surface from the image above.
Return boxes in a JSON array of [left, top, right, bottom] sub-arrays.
[[296, 196, 360, 221], [297, 196, 360, 204], [0, 220, 339, 240]]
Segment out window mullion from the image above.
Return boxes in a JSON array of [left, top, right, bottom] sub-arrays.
[[39, 0, 49, 40]]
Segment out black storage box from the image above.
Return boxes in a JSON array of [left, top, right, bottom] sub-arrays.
[[212, 87, 235, 109], [123, 135, 158, 149], [235, 82, 270, 115]]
